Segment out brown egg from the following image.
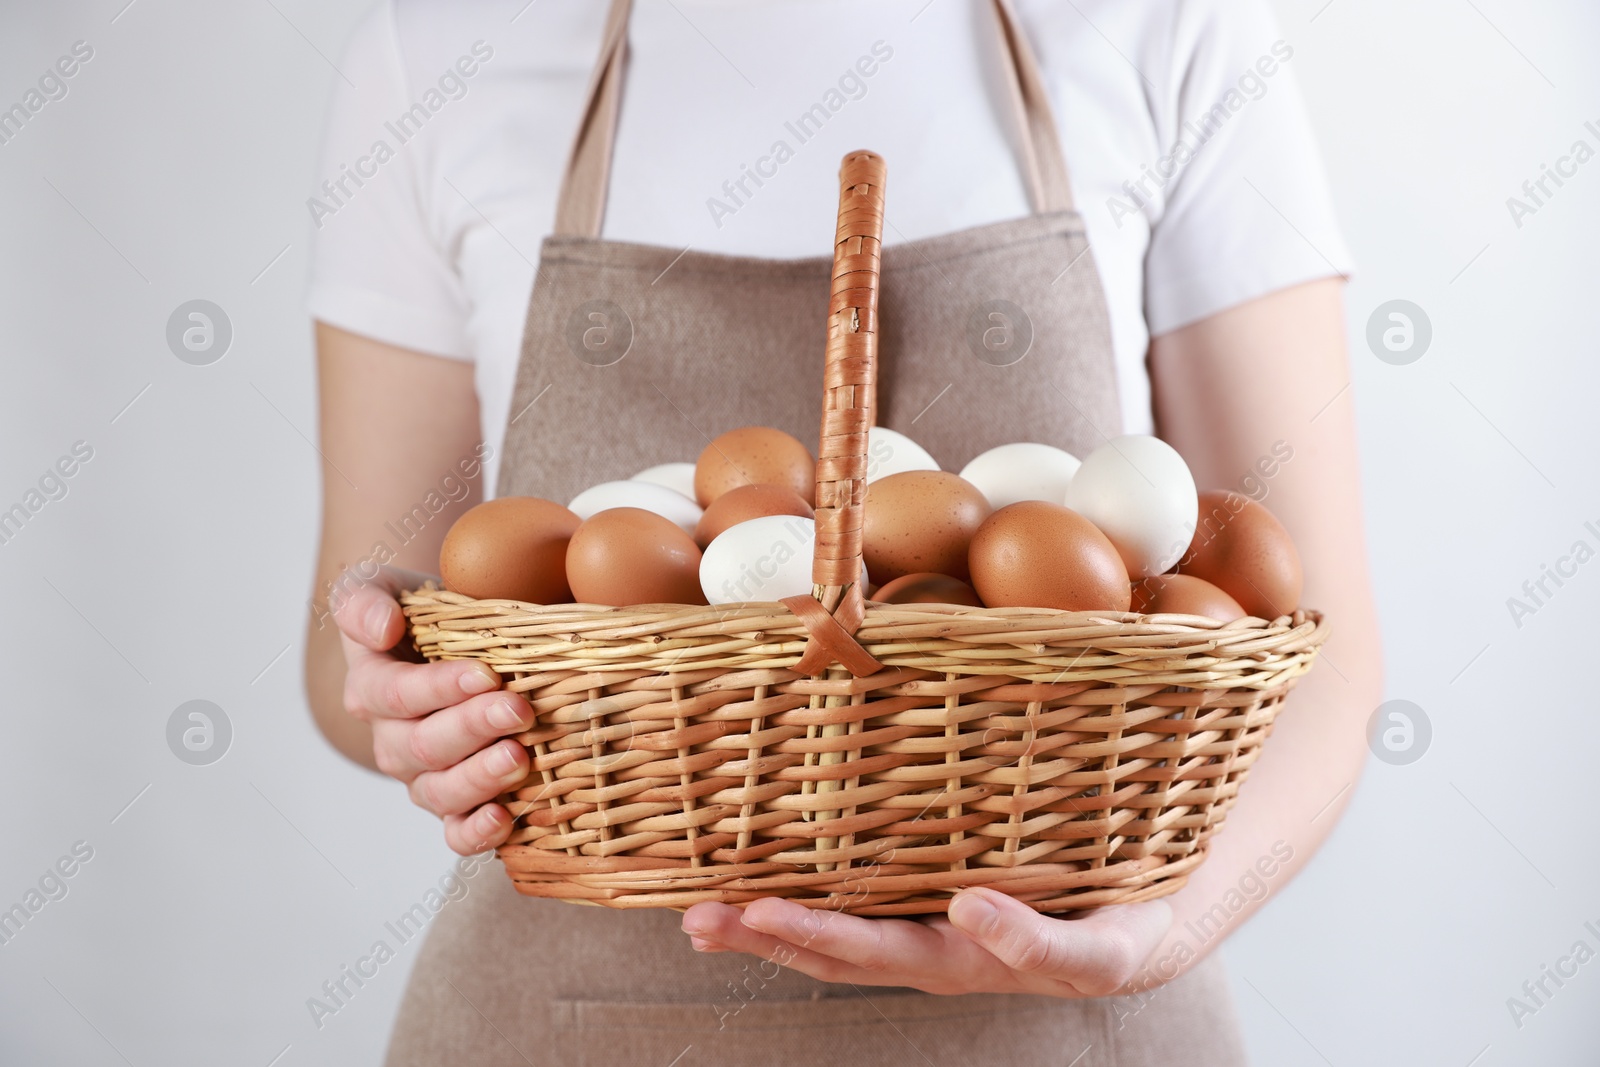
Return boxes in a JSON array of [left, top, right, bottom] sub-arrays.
[[565, 507, 708, 607], [874, 572, 984, 607], [968, 501, 1131, 612], [1130, 573, 1245, 622], [1178, 491, 1302, 619], [862, 471, 992, 584], [439, 497, 580, 603], [694, 427, 815, 507], [695, 483, 814, 548]]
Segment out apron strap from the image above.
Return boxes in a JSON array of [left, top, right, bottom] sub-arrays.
[[552, 0, 1075, 238], [551, 0, 633, 237], [993, 0, 1075, 213]]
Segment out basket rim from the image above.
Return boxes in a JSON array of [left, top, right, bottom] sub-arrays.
[[401, 582, 1327, 661], [403, 580, 1320, 626]]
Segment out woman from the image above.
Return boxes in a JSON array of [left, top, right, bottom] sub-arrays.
[[305, 1, 1382, 1063]]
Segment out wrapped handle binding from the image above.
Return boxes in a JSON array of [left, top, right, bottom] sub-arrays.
[[782, 151, 887, 678]]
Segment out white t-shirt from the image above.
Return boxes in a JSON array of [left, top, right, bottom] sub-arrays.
[[308, 0, 1350, 495]]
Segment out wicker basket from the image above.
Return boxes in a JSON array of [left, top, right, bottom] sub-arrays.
[[402, 151, 1326, 917]]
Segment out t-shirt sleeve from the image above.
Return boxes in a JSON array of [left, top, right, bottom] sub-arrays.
[[306, 2, 472, 360], [1142, 0, 1352, 338]]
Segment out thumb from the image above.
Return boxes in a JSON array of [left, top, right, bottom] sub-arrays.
[[948, 888, 1173, 996], [330, 564, 438, 651]]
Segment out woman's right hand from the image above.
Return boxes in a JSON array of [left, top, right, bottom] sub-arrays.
[[331, 564, 533, 854]]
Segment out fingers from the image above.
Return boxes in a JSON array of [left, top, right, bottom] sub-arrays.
[[680, 903, 865, 985], [684, 892, 1173, 999], [408, 738, 529, 817], [323, 563, 525, 859], [442, 804, 514, 856], [370, 691, 533, 779], [345, 649, 502, 723], [948, 890, 1173, 997], [681, 901, 742, 943], [330, 564, 438, 652], [738, 897, 942, 976]]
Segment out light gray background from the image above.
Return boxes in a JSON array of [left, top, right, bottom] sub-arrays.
[[2, 1, 1596, 1065]]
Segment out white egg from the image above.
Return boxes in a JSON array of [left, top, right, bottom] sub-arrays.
[[568, 480, 702, 536], [864, 427, 938, 483], [958, 443, 1081, 509], [1063, 435, 1197, 579], [700, 515, 817, 605], [630, 461, 697, 500]]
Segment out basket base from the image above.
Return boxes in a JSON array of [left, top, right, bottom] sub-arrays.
[[493, 844, 1205, 917]]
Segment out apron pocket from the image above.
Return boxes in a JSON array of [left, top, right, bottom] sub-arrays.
[[554, 989, 1113, 1067]]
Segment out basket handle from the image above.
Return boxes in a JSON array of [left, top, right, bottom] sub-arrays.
[[782, 151, 886, 678]]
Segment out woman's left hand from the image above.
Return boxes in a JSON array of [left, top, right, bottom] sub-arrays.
[[681, 890, 1173, 999]]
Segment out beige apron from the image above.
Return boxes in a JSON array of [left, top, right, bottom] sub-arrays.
[[385, 2, 1249, 1063]]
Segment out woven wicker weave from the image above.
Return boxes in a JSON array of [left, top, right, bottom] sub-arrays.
[[402, 152, 1326, 916]]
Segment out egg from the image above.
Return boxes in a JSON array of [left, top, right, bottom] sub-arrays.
[[958, 443, 1081, 509], [694, 483, 814, 548], [968, 501, 1131, 612], [1178, 490, 1303, 619], [439, 497, 581, 603], [694, 427, 815, 507], [700, 514, 818, 604], [1129, 573, 1245, 622], [862, 471, 991, 584], [874, 572, 983, 607], [865, 427, 939, 482], [565, 507, 707, 606], [631, 461, 698, 500], [568, 480, 702, 536], [1063, 435, 1197, 579]]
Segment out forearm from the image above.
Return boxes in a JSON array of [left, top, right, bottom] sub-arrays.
[[1135, 276, 1384, 991], [306, 323, 485, 772], [1124, 485, 1386, 992]]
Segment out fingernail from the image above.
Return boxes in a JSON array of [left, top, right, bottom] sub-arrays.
[[474, 806, 502, 840], [950, 893, 998, 935], [461, 666, 499, 696], [488, 698, 525, 730], [491, 742, 522, 778], [364, 602, 391, 642]]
